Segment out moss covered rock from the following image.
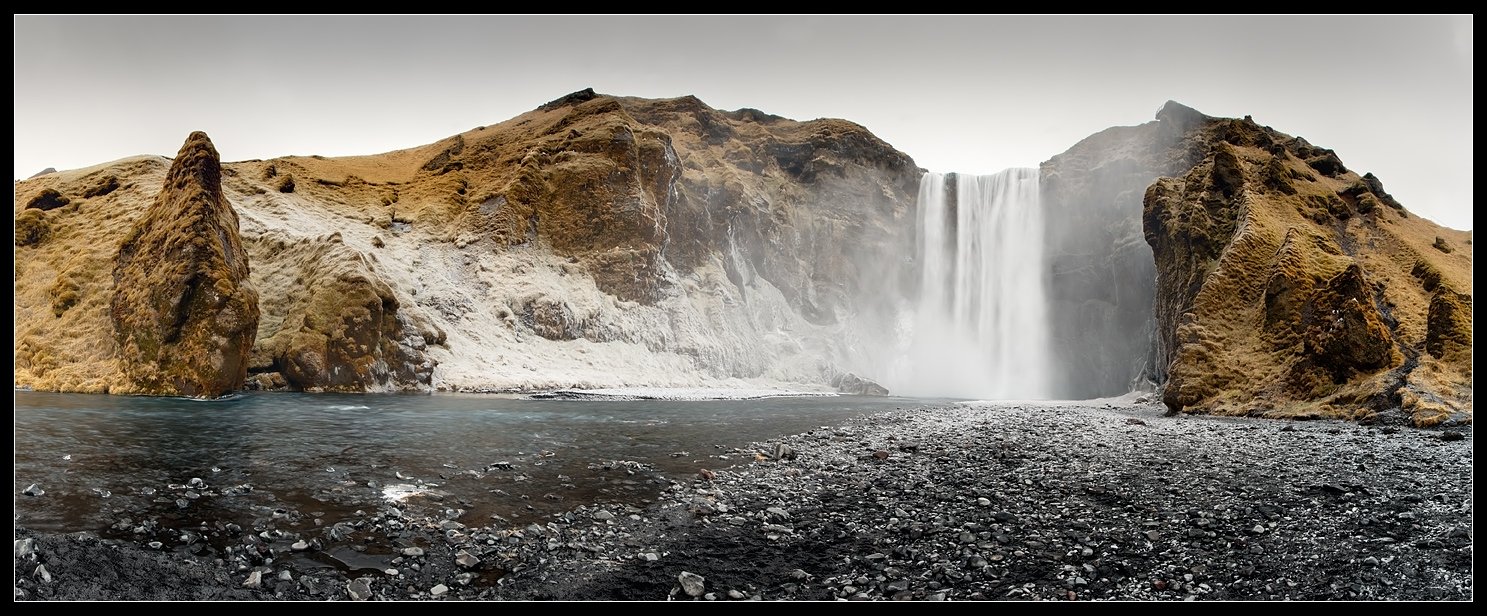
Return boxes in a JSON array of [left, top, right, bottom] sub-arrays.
[[1144, 113, 1471, 425], [109, 132, 260, 397]]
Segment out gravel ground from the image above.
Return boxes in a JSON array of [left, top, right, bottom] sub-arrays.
[[13, 402, 1473, 601]]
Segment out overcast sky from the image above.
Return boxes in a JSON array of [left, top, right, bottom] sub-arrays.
[[13, 15, 1474, 229]]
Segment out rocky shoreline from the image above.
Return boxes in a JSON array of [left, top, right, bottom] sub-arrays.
[[14, 402, 1473, 601]]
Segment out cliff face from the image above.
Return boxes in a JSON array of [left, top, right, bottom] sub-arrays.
[[1143, 114, 1472, 425], [13, 92, 1470, 414], [107, 132, 260, 397], [1039, 102, 1214, 398], [13, 90, 920, 394]]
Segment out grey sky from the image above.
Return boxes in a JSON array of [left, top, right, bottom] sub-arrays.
[[13, 15, 1474, 229]]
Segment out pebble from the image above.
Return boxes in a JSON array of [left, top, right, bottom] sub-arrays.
[[278, 570, 293, 582], [14, 538, 36, 559], [431, 583, 449, 597], [678, 571, 706, 597], [455, 550, 480, 568], [291, 540, 310, 551], [22, 484, 44, 497], [15, 401, 1474, 602], [347, 577, 373, 601], [242, 570, 262, 588], [35, 564, 52, 583]]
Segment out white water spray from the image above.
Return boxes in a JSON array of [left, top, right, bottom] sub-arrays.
[[890, 169, 1052, 399]]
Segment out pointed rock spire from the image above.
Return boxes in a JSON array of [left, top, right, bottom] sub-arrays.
[[110, 131, 259, 397]]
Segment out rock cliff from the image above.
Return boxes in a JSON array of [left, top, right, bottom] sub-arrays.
[[107, 132, 260, 397], [1143, 112, 1472, 425], [1039, 101, 1213, 398], [14, 90, 920, 394], [12, 92, 1470, 420]]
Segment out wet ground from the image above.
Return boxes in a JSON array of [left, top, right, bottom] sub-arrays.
[[14, 401, 1473, 601]]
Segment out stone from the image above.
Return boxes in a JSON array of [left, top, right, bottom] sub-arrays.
[[431, 583, 449, 597], [35, 564, 52, 583], [455, 549, 480, 568], [22, 484, 43, 497], [678, 571, 706, 597], [347, 577, 373, 601], [592, 509, 615, 521], [291, 540, 310, 551], [14, 538, 36, 559], [727, 589, 745, 600], [109, 132, 259, 397], [242, 570, 262, 588], [831, 372, 890, 396], [278, 570, 293, 582], [872, 450, 890, 460], [401, 546, 425, 557], [977, 497, 992, 506]]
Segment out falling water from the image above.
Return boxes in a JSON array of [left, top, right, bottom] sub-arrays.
[[896, 169, 1051, 399]]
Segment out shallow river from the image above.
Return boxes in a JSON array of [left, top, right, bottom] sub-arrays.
[[14, 390, 936, 545]]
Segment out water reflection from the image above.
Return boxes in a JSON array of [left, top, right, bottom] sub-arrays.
[[15, 391, 932, 537]]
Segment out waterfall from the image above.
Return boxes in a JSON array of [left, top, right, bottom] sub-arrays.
[[893, 169, 1052, 399]]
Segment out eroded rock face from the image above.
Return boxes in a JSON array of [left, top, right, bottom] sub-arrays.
[[444, 91, 919, 322], [1039, 101, 1216, 398], [109, 132, 260, 397], [1143, 114, 1472, 425], [14, 91, 918, 395], [245, 231, 439, 393]]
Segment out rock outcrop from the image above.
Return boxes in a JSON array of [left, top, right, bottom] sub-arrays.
[[14, 91, 919, 394], [245, 231, 439, 392], [1039, 101, 1215, 398], [1143, 114, 1472, 425], [108, 132, 260, 397], [11, 93, 1470, 415]]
